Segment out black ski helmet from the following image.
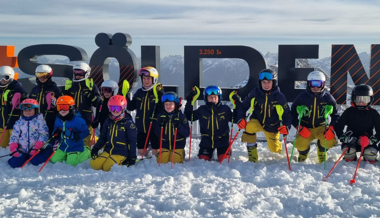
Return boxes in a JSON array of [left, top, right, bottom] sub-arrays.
[[258, 69, 277, 91], [351, 84, 373, 110]]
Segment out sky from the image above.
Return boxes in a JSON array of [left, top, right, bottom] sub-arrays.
[[0, 0, 379, 59]]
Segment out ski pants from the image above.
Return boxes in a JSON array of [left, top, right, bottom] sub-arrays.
[[294, 126, 337, 152], [8, 148, 54, 168], [90, 151, 127, 171], [0, 128, 12, 148], [157, 148, 185, 164], [50, 147, 91, 166]]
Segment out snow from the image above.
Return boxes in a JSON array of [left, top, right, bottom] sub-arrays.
[[1, 135, 380, 217]]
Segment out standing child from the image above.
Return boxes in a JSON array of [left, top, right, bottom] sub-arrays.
[[0, 66, 27, 147], [237, 69, 291, 163], [335, 84, 380, 163], [50, 96, 91, 166], [8, 99, 51, 168], [185, 85, 238, 162], [291, 70, 339, 163], [90, 95, 137, 171], [29, 64, 61, 136], [127, 66, 164, 157], [91, 80, 119, 133], [63, 62, 101, 147], [155, 92, 190, 164]]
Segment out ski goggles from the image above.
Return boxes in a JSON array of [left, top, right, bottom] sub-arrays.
[[138, 70, 150, 77], [102, 87, 113, 94], [108, 105, 123, 113], [0, 75, 11, 81], [308, 80, 324, 88], [354, 96, 372, 104], [258, 72, 274, 80], [162, 94, 179, 103], [57, 104, 70, 111], [205, 86, 221, 96], [19, 104, 38, 110], [73, 69, 87, 76], [35, 72, 50, 78]]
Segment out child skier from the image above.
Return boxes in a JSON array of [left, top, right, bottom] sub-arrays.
[[29, 64, 61, 136], [335, 84, 380, 163], [127, 66, 164, 157], [8, 99, 51, 168], [90, 95, 137, 171], [154, 92, 190, 164], [63, 62, 101, 147], [185, 85, 238, 162], [291, 70, 339, 163], [0, 66, 28, 147], [91, 79, 119, 133], [237, 69, 291, 163], [50, 95, 91, 166]]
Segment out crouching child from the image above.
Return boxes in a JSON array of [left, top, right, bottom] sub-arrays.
[[90, 95, 137, 171], [50, 96, 91, 166]]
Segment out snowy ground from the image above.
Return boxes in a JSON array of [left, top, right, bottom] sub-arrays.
[[1, 133, 380, 217]]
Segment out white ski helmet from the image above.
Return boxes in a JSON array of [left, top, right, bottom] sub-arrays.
[[0, 66, 15, 87], [307, 70, 326, 91], [35, 64, 53, 78], [101, 80, 119, 96], [72, 62, 91, 82], [138, 66, 159, 90]]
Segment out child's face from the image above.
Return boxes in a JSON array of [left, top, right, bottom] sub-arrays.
[[75, 75, 85, 80], [142, 75, 153, 88], [111, 110, 123, 117], [0, 79, 10, 86], [207, 95, 219, 104], [310, 87, 322, 93], [261, 80, 273, 91], [38, 76, 48, 83], [22, 108, 35, 117], [103, 92, 112, 98], [356, 101, 368, 106], [164, 102, 175, 113], [59, 110, 69, 116]]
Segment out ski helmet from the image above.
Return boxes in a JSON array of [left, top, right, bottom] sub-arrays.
[[307, 70, 326, 92], [162, 92, 180, 110], [108, 95, 127, 112], [258, 69, 277, 91], [19, 99, 39, 114], [101, 80, 119, 96], [56, 95, 75, 111], [204, 85, 222, 104], [0, 66, 15, 87], [72, 62, 91, 82], [35, 65, 53, 79], [351, 84, 373, 110], [138, 66, 159, 90]]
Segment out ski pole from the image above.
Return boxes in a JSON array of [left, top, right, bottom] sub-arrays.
[[350, 135, 369, 185], [171, 128, 178, 169], [289, 105, 308, 163], [188, 86, 199, 162], [0, 93, 21, 144], [275, 105, 291, 171], [228, 90, 237, 163], [0, 151, 16, 158], [220, 97, 255, 164], [323, 105, 334, 169], [38, 140, 63, 173], [322, 147, 349, 182], [158, 126, 163, 166], [142, 83, 162, 159]]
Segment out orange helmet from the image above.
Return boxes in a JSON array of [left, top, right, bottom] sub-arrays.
[[57, 96, 75, 106], [108, 95, 127, 112], [19, 99, 39, 110]]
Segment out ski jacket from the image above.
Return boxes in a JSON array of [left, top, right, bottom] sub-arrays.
[[93, 113, 137, 159], [185, 101, 233, 149], [154, 111, 190, 150], [29, 78, 61, 133], [9, 113, 49, 153], [127, 88, 162, 133], [335, 106, 380, 140], [237, 86, 291, 133], [0, 80, 28, 129], [63, 79, 101, 125], [291, 89, 339, 129], [93, 97, 110, 132], [53, 112, 89, 153]]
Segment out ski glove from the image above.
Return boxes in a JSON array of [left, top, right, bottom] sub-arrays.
[[173, 117, 181, 129], [186, 89, 197, 102], [369, 135, 378, 146], [158, 115, 168, 127], [278, 125, 288, 135], [91, 147, 100, 159], [30, 141, 44, 156], [323, 126, 336, 141], [339, 130, 357, 146], [297, 125, 311, 138], [9, 143, 21, 157], [237, 118, 248, 130], [64, 128, 80, 141], [91, 121, 99, 129], [231, 93, 242, 104], [122, 157, 136, 167]]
